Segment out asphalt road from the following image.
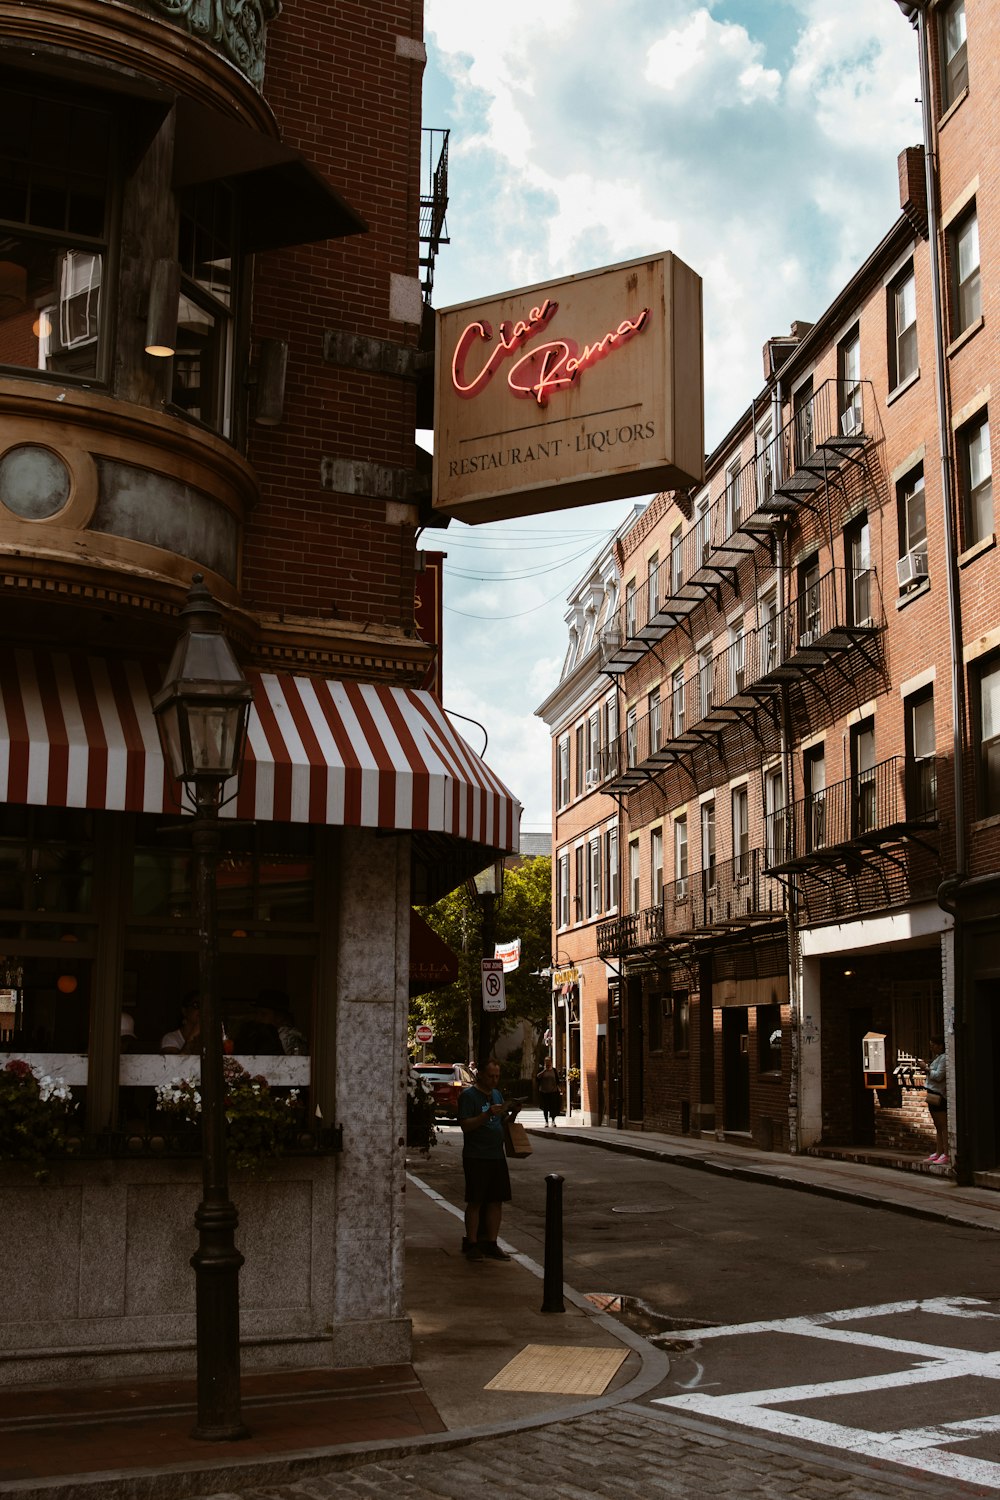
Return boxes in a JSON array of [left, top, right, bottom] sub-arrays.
[[418, 1125, 1000, 1327]]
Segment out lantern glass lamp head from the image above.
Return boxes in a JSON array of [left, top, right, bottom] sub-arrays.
[[153, 574, 252, 788], [472, 858, 505, 900]]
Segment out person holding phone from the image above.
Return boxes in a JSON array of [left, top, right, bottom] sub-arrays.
[[458, 1058, 518, 1262]]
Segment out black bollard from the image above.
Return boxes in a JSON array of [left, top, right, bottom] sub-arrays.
[[541, 1172, 565, 1313]]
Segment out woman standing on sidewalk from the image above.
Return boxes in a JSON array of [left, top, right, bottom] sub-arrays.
[[924, 1035, 949, 1165], [536, 1056, 561, 1127]]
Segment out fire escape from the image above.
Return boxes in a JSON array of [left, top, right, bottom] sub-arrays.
[[419, 128, 450, 303], [596, 377, 932, 964]]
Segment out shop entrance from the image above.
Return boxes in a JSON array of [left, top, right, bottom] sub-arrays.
[[848, 1006, 875, 1146], [722, 1006, 750, 1133]]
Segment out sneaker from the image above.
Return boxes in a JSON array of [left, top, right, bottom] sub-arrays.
[[478, 1242, 511, 1261], [923, 1154, 939, 1163], [933, 1153, 950, 1165], [464, 1242, 485, 1261]]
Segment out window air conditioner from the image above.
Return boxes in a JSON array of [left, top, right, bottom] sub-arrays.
[[896, 550, 928, 589], [841, 407, 862, 437], [585, 769, 601, 788], [798, 628, 819, 648]]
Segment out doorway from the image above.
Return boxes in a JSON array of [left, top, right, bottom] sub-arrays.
[[722, 1006, 750, 1132], [848, 1006, 875, 1145]]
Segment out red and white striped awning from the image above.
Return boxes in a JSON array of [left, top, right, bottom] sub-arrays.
[[0, 650, 520, 850]]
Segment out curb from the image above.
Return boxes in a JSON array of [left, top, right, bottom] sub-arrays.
[[537, 1126, 1000, 1235]]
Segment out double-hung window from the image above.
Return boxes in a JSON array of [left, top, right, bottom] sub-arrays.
[[605, 826, 619, 910], [906, 690, 937, 818], [647, 552, 660, 620], [977, 657, 1000, 817], [725, 459, 742, 537], [701, 801, 716, 894], [889, 262, 918, 389], [669, 525, 684, 595], [697, 643, 713, 719], [648, 688, 661, 754], [960, 412, 993, 548], [587, 836, 602, 919], [628, 838, 640, 913], [839, 326, 862, 435], [732, 786, 749, 879], [0, 83, 112, 381], [556, 736, 570, 809], [671, 666, 685, 737], [939, 0, 968, 110], [626, 706, 638, 768], [650, 827, 663, 905], [949, 207, 981, 337], [898, 467, 927, 588], [556, 851, 570, 928], [673, 816, 688, 899]]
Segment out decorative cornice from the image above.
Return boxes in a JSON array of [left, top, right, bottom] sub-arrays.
[[129, 0, 280, 90]]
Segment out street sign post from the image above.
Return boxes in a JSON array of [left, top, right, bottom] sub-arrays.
[[481, 957, 507, 1014]]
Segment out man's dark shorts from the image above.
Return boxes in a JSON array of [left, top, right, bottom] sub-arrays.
[[463, 1156, 511, 1204]]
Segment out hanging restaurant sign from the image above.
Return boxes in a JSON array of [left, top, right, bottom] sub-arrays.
[[432, 252, 704, 524]]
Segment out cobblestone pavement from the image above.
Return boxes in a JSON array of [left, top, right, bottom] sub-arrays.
[[193, 1404, 980, 1500]]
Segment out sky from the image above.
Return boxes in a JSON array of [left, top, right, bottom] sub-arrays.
[[417, 0, 923, 836]]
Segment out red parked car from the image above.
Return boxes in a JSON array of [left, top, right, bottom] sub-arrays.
[[411, 1062, 474, 1121]]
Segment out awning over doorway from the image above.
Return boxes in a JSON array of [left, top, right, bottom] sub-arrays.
[[0, 651, 520, 852]]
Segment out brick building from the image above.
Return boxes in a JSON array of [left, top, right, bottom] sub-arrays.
[[542, 0, 997, 1182], [0, 1, 517, 1382]]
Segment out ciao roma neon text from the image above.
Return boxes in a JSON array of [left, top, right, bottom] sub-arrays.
[[450, 299, 558, 398], [450, 301, 649, 406]]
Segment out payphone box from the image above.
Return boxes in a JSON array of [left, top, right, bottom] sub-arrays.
[[862, 1031, 887, 1089]]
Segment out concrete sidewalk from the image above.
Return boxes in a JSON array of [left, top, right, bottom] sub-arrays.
[[3, 1115, 998, 1500]]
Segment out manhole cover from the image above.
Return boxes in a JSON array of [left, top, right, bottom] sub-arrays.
[[610, 1204, 670, 1215]]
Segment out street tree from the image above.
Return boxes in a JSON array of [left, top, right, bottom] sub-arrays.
[[410, 856, 552, 1068]]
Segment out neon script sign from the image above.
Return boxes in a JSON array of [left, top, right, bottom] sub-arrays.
[[451, 298, 650, 407]]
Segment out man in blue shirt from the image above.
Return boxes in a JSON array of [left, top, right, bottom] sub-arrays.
[[458, 1058, 517, 1261]]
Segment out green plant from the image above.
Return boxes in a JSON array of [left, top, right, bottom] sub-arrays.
[[154, 1057, 304, 1172], [0, 1059, 76, 1177]]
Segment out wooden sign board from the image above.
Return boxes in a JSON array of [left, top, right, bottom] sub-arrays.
[[432, 252, 704, 524]]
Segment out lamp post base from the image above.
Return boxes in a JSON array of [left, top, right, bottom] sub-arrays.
[[190, 1195, 247, 1439]]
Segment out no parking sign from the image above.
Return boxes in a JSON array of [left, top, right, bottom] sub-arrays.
[[481, 957, 507, 1013]]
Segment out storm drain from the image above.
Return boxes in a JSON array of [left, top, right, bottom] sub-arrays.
[[484, 1344, 628, 1396], [586, 1292, 715, 1346]]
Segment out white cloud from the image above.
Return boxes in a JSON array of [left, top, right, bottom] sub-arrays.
[[645, 9, 781, 104]]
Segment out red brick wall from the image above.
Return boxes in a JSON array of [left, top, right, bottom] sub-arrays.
[[243, 1, 424, 630]]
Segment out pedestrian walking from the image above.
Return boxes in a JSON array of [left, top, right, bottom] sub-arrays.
[[458, 1058, 517, 1261], [536, 1055, 562, 1126], [924, 1034, 949, 1165]]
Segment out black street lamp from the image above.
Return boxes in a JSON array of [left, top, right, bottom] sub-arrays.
[[153, 574, 253, 1441]]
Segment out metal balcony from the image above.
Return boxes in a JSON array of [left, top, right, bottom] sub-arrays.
[[596, 905, 662, 958], [764, 754, 939, 874], [603, 568, 883, 792], [663, 849, 785, 939]]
